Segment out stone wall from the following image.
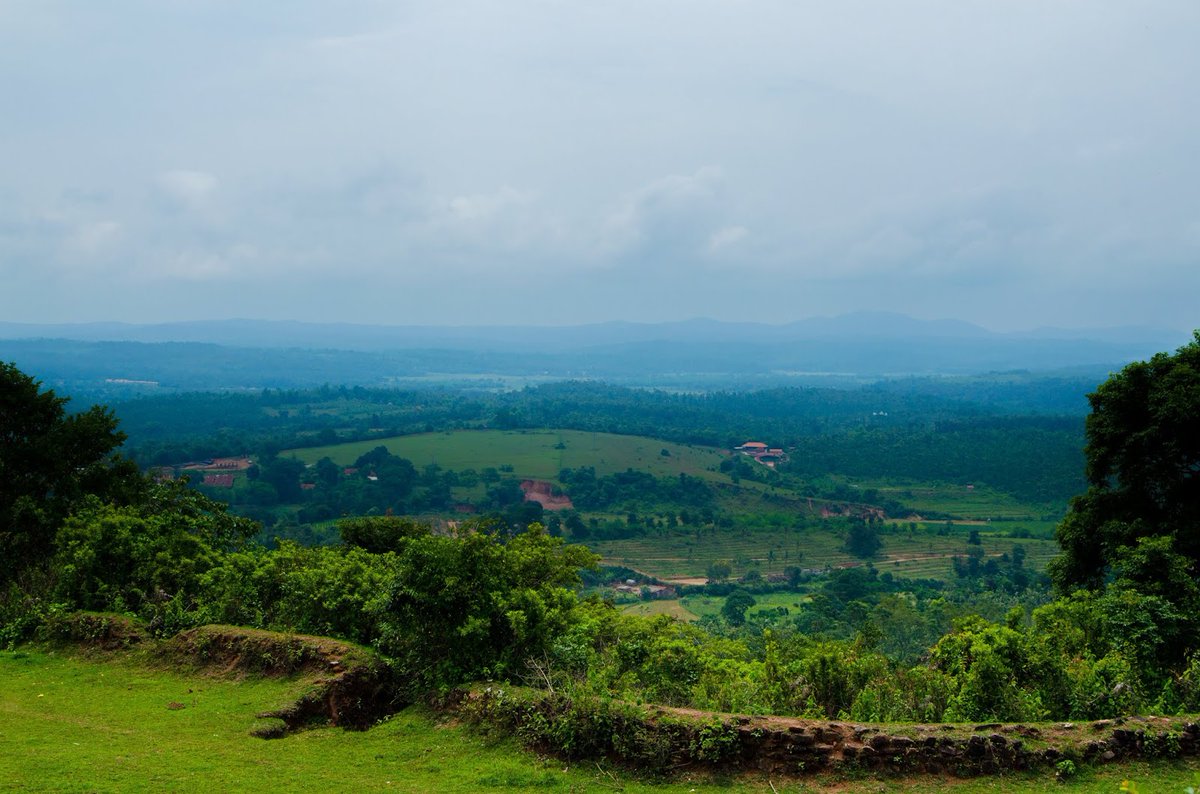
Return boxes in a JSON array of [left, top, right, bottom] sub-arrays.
[[459, 686, 1200, 778]]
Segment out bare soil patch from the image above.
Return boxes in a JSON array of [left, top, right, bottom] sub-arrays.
[[521, 479, 574, 510]]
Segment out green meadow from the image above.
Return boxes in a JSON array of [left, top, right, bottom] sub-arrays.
[[285, 428, 731, 482], [679, 592, 814, 622], [0, 648, 706, 793]]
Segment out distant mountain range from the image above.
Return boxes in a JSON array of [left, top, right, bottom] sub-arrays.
[[0, 313, 1187, 353], [0, 314, 1192, 397]]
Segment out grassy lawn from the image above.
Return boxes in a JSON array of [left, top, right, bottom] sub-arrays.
[[0, 648, 714, 793], [284, 428, 731, 482], [2, 648, 1198, 792]]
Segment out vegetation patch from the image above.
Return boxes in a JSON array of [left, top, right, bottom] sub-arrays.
[[39, 610, 146, 651]]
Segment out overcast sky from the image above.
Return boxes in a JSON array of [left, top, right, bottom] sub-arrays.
[[2, 1, 1198, 331]]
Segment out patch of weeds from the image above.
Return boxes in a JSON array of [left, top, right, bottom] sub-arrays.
[[689, 718, 740, 764], [476, 771, 561, 788], [1144, 730, 1182, 758]]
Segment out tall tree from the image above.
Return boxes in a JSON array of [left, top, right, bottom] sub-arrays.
[[0, 363, 145, 584], [1050, 332, 1200, 591]]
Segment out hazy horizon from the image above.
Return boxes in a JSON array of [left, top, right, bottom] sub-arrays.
[[3, 3, 1198, 331], [1, 311, 1193, 337]]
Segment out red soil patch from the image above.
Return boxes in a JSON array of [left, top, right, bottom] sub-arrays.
[[520, 479, 574, 511]]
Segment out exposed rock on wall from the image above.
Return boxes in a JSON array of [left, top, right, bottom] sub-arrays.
[[459, 686, 1200, 777]]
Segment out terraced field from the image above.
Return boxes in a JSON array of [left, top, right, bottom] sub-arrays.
[[860, 479, 1063, 522], [587, 524, 1059, 582]]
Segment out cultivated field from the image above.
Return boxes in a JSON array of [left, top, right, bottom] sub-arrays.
[[586, 524, 1060, 582], [860, 478, 1063, 522]]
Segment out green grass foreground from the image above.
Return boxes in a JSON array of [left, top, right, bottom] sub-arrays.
[[3, 648, 1199, 793]]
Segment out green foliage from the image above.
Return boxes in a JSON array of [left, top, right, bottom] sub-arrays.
[[14, 339, 1200, 733], [144, 479, 260, 552], [53, 501, 218, 617], [1052, 332, 1200, 597], [373, 523, 598, 693], [705, 560, 732, 582], [931, 616, 1061, 722], [844, 520, 882, 558], [48, 482, 258, 633], [461, 685, 741, 775], [559, 466, 714, 511], [848, 664, 951, 723], [1162, 653, 1200, 714], [720, 589, 755, 626], [337, 515, 430, 553], [196, 543, 400, 644], [0, 362, 145, 585]]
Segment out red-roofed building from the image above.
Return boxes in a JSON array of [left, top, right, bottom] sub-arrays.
[[734, 441, 789, 467]]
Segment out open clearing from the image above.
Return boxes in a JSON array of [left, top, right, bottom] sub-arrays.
[[286, 428, 731, 482], [621, 599, 702, 621], [2, 649, 1197, 792]]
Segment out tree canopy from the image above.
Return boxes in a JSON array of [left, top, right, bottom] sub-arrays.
[[1, 362, 145, 584], [1051, 331, 1200, 594]]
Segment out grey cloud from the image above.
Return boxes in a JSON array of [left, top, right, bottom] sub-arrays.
[[603, 168, 730, 260], [0, 2, 1197, 330], [156, 170, 219, 210]]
